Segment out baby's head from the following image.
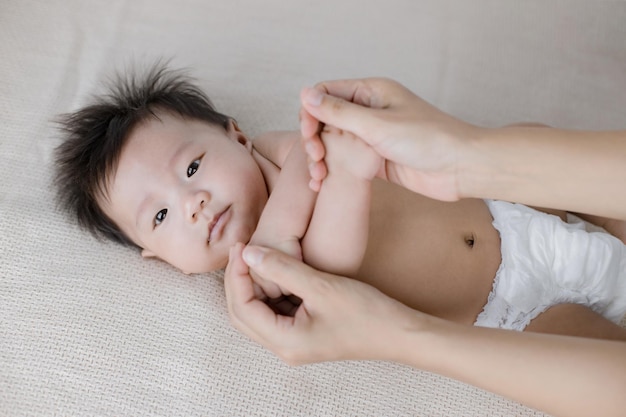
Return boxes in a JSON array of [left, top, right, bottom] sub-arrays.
[[55, 65, 268, 273]]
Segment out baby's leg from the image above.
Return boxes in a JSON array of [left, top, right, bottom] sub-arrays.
[[301, 126, 381, 276], [480, 199, 626, 341], [526, 304, 626, 341]]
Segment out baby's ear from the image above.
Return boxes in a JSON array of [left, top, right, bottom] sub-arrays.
[[227, 119, 252, 151]]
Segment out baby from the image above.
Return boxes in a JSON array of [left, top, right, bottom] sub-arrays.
[[55, 64, 626, 339]]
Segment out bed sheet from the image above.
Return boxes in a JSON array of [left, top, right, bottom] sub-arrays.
[[2, 1, 626, 416]]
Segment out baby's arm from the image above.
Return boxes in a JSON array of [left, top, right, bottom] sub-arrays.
[[249, 132, 315, 283], [250, 127, 381, 295], [302, 126, 382, 276]]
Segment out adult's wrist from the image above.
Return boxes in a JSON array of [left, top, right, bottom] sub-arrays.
[[382, 306, 450, 368], [453, 125, 495, 201]]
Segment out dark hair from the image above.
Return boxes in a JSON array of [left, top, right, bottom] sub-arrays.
[[54, 63, 232, 245]]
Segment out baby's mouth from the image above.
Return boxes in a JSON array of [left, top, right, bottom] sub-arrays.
[[207, 205, 231, 244]]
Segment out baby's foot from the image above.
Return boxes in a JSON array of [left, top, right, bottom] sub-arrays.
[[320, 125, 382, 181]]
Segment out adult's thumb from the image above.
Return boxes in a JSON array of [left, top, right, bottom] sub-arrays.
[[242, 245, 322, 297], [300, 87, 374, 140]]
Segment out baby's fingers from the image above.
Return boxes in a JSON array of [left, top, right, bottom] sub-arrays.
[[308, 178, 322, 193], [308, 159, 327, 187], [302, 133, 325, 162], [299, 106, 321, 140], [302, 133, 327, 190]]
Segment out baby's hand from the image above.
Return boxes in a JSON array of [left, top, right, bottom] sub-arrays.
[[302, 132, 327, 192], [246, 237, 302, 299], [315, 125, 382, 186]]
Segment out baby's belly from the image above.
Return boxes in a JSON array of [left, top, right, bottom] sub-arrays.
[[358, 181, 502, 324]]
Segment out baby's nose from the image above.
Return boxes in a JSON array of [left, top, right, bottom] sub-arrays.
[[185, 190, 211, 221]]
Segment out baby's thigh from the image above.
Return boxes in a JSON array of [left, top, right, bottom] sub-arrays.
[[525, 303, 626, 341]]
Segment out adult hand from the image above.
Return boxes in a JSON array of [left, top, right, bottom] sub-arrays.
[[299, 77, 480, 201], [224, 242, 421, 365]]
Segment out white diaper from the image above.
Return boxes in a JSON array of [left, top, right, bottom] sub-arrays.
[[475, 200, 626, 331]]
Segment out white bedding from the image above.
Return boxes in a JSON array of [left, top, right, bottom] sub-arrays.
[[2, 1, 626, 416]]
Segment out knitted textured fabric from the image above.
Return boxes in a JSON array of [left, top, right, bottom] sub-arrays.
[[2, 1, 626, 416]]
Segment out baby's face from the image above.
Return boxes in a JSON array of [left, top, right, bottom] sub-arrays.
[[102, 112, 268, 273]]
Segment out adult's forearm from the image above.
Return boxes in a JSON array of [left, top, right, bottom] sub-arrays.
[[461, 127, 626, 220], [396, 315, 626, 417]]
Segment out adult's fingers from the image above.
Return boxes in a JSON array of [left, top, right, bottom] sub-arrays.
[[314, 78, 390, 108], [242, 245, 328, 303], [299, 106, 321, 140], [301, 77, 417, 136], [224, 243, 290, 338], [300, 87, 377, 141], [266, 295, 301, 316]]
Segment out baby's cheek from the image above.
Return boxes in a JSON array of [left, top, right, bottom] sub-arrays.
[[198, 245, 232, 273], [164, 247, 219, 274]]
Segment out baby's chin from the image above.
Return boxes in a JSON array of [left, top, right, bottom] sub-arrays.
[[174, 254, 229, 275]]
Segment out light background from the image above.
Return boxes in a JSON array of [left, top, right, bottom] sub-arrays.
[[2, 1, 626, 416]]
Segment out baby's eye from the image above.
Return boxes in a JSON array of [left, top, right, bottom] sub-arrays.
[[187, 158, 201, 177], [154, 208, 168, 227]]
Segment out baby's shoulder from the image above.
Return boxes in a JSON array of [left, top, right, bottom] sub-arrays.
[[252, 130, 300, 167]]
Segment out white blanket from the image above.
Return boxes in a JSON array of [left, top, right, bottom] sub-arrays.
[[2, 1, 625, 416]]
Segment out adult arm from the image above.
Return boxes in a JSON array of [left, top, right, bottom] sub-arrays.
[[225, 244, 626, 417], [467, 126, 626, 220], [299, 78, 626, 220]]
